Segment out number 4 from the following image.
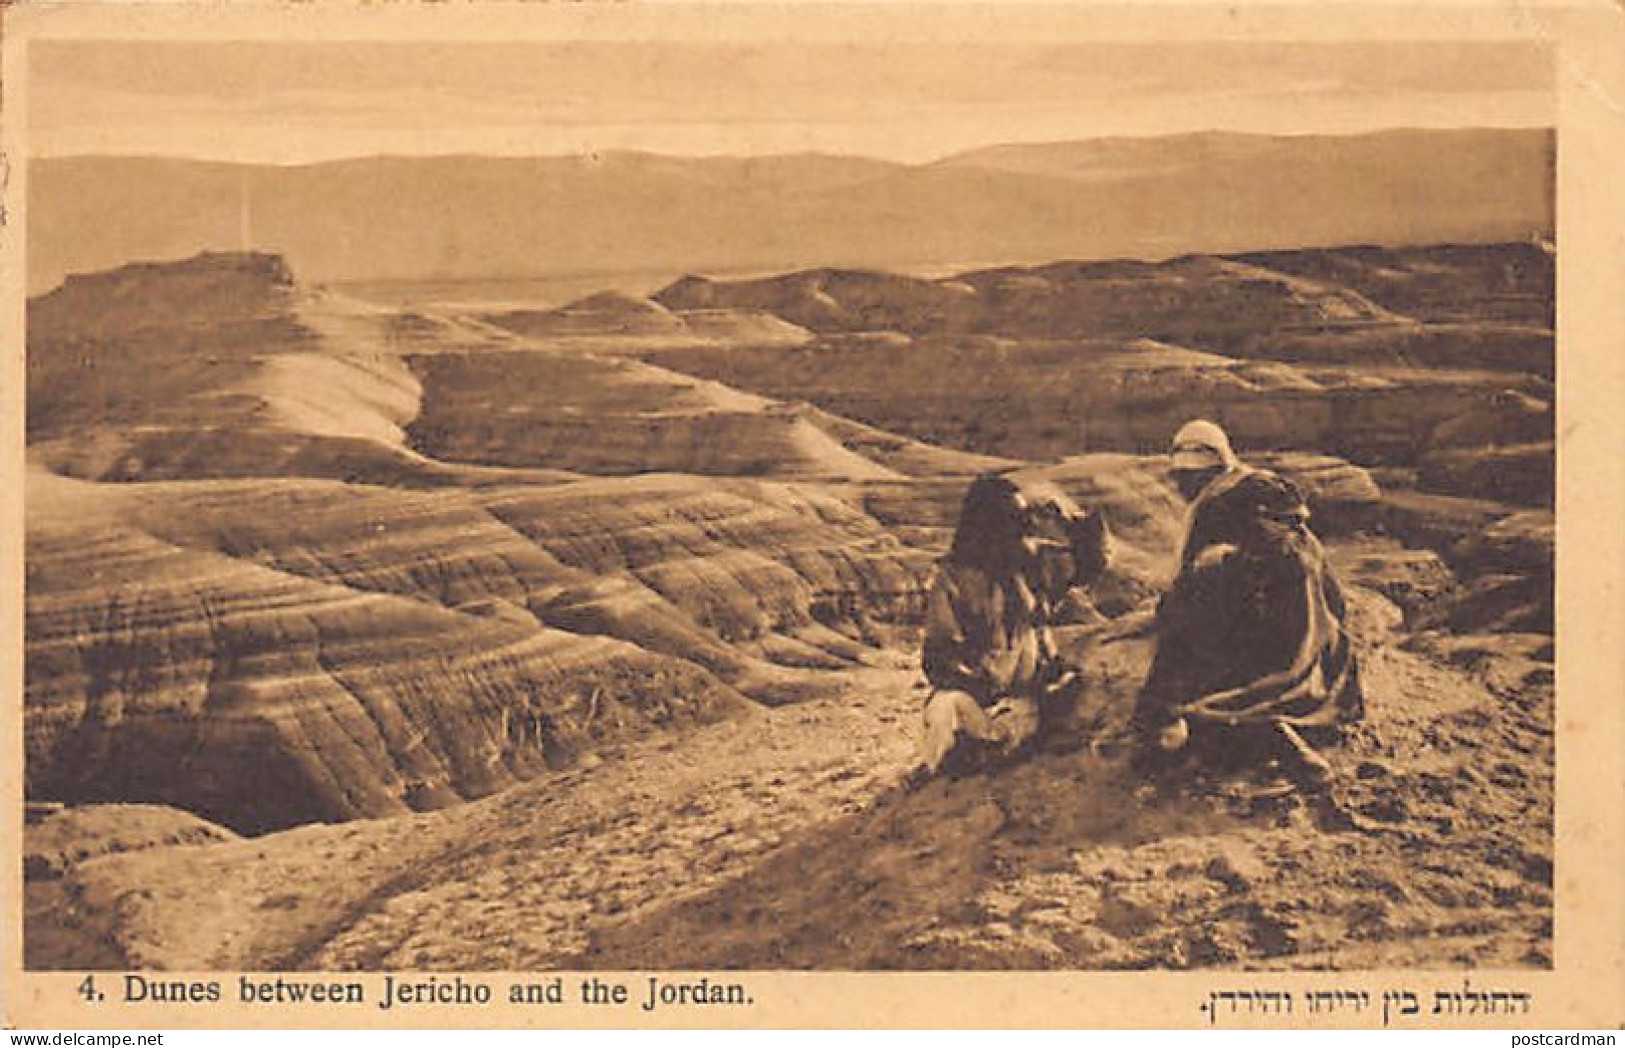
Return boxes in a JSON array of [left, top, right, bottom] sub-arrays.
[[79, 975, 101, 1002]]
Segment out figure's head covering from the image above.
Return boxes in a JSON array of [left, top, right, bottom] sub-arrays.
[[1179, 467, 1312, 566], [1169, 419, 1239, 473], [949, 472, 1030, 572]]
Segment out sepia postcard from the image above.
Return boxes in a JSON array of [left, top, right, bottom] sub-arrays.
[[2, 0, 1622, 1031]]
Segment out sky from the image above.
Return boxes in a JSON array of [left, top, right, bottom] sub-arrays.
[[29, 39, 1555, 165]]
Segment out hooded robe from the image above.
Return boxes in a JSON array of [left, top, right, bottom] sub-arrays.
[[1136, 468, 1363, 736]]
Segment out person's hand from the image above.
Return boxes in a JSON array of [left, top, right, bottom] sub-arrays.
[[1192, 543, 1240, 571], [1100, 605, 1158, 642], [987, 697, 1041, 753], [1043, 668, 1080, 697], [1158, 716, 1191, 752]]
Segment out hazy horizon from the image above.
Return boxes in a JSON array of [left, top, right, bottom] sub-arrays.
[[30, 122, 1556, 171], [31, 39, 1553, 165]]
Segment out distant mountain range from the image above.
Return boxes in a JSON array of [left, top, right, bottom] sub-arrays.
[[29, 127, 1553, 295]]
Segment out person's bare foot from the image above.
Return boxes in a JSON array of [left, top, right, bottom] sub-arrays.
[[1275, 723, 1334, 790]]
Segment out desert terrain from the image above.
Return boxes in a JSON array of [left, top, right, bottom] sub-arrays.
[[22, 215, 1554, 971]]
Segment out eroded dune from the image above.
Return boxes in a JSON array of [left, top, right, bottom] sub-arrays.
[[25, 254, 941, 832], [26, 465, 935, 831], [652, 244, 1549, 350], [483, 291, 814, 353], [26, 472, 752, 832], [408, 351, 906, 480], [646, 244, 1554, 471]]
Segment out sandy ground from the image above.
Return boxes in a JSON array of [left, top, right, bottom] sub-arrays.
[[581, 629, 1552, 970]]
